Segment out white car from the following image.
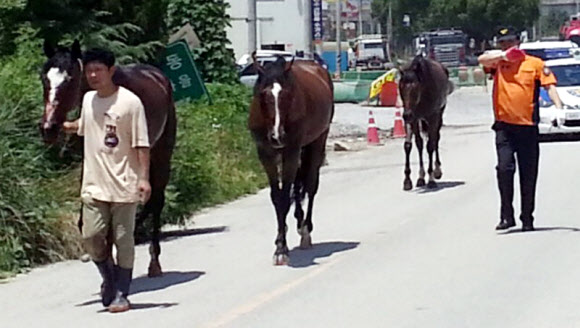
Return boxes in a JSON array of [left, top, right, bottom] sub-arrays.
[[539, 55, 580, 137], [520, 40, 578, 61]]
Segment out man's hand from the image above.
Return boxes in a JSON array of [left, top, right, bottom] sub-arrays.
[[502, 47, 526, 62], [138, 179, 151, 204], [62, 120, 79, 134]]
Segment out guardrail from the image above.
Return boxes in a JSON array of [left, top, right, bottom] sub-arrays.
[[333, 66, 486, 103]]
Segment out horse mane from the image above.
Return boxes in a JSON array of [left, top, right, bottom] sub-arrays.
[[253, 56, 294, 95]]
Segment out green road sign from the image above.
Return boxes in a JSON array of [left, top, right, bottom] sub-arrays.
[[161, 40, 210, 102]]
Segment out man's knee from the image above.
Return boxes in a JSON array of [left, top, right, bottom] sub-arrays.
[[496, 162, 515, 175], [82, 232, 110, 262]]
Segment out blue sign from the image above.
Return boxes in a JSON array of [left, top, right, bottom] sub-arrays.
[[312, 0, 323, 43]]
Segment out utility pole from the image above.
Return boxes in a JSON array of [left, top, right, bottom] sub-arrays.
[[336, 0, 342, 78], [386, 0, 393, 62], [358, 0, 363, 37], [305, 0, 313, 54], [248, 0, 257, 54]]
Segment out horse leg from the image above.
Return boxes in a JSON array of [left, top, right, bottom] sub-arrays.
[[434, 111, 444, 180], [147, 191, 165, 277], [427, 126, 438, 189], [293, 149, 307, 233], [403, 122, 414, 191], [414, 121, 426, 187], [299, 131, 328, 249], [258, 148, 297, 265]]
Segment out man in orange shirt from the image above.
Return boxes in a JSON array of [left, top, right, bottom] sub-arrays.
[[479, 27, 563, 232]]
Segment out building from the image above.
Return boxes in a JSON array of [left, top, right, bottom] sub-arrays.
[[541, 0, 579, 15], [226, 0, 374, 61], [227, 0, 311, 61]]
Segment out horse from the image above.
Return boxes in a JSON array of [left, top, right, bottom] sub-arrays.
[[39, 40, 177, 277], [248, 55, 334, 265], [398, 55, 453, 191]]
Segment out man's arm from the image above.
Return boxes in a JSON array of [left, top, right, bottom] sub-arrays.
[[546, 84, 563, 109], [478, 50, 503, 68], [62, 119, 80, 134], [136, 147, 151, 203]]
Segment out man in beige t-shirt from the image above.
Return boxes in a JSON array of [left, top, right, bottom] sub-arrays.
[[63, 49, 150, 313]]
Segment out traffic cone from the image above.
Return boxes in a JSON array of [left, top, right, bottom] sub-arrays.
[[392, 101, 406, 138], [367, 110, 380, 145]]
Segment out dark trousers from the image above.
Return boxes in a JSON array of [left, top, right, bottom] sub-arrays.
[[493, 122, 539, 224]]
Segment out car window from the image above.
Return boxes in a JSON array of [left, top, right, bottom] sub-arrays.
[[551, 64, 580, 87]]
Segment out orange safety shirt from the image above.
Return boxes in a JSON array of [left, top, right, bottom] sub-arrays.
[[486, 55, 557, 126]]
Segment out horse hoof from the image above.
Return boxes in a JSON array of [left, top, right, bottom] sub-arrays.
[[403, 179, 413, 191], [427, 180, 438, 189], [416, 178, 426, 187], [148, 261, 163, 277], [299, 226, 312, 249], [273, 254, 289, 266], [434, 168, 443, 180]]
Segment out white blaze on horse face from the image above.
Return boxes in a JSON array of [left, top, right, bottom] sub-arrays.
[[271, 82, 283, 142], [46, 67, 69, 104]]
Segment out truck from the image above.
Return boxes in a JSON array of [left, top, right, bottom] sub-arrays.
[[350, 35, 393, 71], [559, 13, 580, 45], [415, 29, 467, 67]]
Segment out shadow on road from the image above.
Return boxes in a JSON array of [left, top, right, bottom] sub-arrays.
[[416, 181, 465, 194], [76, 271, 205, 307], [96, 302, 179, 313], [131, 270, 205, 295], [498, 226, 580, 235], [288, 241, 359, 268], [136, 226, 228, 244]]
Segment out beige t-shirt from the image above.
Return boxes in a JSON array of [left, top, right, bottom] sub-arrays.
[[78, 86, 149, 203]]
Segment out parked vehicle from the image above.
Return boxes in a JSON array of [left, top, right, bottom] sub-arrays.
[[351, 35, 393, 71], [415, 29, 467, 67], [538, 54, 580, 137], [520, 41, 578, 61]]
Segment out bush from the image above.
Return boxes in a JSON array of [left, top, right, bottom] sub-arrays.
[[0, 29, 83, 274], [163, 83, 267, 224]]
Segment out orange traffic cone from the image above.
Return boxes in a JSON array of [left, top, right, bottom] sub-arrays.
[[367, 110, 380, 145], [392, 102, 406, 138]]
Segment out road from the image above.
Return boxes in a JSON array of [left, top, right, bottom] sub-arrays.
[[3, 86, 580, 327]]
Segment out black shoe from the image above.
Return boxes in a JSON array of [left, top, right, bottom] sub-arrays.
[[495, 219, 516, 230], [94, 258, 116, 307], [522, 224, 535, 232], [114, 267, 133, 298]]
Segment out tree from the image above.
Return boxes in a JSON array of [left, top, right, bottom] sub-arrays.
[[424, 0, 540, 45], [541, 10, 568, 37], [167, 0, 237, 84]]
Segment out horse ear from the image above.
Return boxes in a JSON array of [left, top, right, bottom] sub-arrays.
[[285, 56, 295, 73], [43, 39, 55, 58], [71, 39, 82, 60], [252, 51, 265, 75]]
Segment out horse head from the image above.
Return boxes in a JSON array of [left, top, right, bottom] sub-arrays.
[[40, 39, 83, 144], [251, 54, 295, 149], [398, 55, 424, 117]]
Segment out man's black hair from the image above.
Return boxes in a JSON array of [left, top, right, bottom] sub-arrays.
[[83, 48, 116, 68]]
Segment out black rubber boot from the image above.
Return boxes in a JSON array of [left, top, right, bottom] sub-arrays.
[[94, 258, 116, 307], [108, 267, 132, 313]]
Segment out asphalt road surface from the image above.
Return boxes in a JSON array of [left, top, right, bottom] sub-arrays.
[[3, 86, 580, 328]]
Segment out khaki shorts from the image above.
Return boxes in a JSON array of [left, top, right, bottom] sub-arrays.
[[81, 198, 137, 269]]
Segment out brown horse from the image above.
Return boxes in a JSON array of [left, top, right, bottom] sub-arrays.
[[248, 56, 334, 265], [39, 40, 176, 277], [398, 55, 453, 191]]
